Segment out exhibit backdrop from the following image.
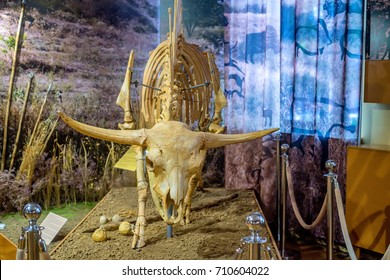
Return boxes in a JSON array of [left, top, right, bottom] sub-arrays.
[[223, 0, 364, 240]]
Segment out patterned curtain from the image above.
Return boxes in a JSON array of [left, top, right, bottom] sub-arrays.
[[223, 0, 363, 240]]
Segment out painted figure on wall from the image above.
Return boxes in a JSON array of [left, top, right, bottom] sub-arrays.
[[223, 0, 363, 242]]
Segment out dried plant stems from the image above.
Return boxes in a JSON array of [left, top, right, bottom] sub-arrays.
[[41, 118, 60, 209], [99, 142, 115, 199], [54, 155, 61, 208], [28, 83, 52, 147], [17, 123, 46, 182], [17, 118, 58, 184], [81, 140, 89, 204], [40, 116, 59, 155], [109, 142, 118, 187], [1, 1, 27, 171], [44, 144, 59, 210], [58, 138, 77, 204], [9, 73, 34, 171]]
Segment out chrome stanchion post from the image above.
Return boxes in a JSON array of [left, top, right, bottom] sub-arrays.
[[280, 143, 289, 259], [325, 160, 336, 260], [274, 133, 282, 247], [22, 202, 44, 260], [233, 240, 246, 260], [16, 227, 26, 260], [242, 212, 267, 260]]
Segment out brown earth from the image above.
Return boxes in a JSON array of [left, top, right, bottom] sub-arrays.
[[48, 186, 279, 260]]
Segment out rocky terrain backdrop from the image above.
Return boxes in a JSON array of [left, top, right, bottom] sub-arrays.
[[0, 0, 225, 215], [0, 0, 159, 130]]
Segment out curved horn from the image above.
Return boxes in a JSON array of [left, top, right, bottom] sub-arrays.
[[203, 128, 279, 148], [58, 112, 147, 146]]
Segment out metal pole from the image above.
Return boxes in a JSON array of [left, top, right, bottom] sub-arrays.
[[1, 0, 27, 171], [325, 160, 336, 260], [280, 143, 289, 259], [22, 202, 42, 260], [248, 242, 261, 260], [26, 229, 39, 260], [274, 133, 282, 247], [242, 212, 267, 260]]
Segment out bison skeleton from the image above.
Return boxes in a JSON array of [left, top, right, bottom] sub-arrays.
[[58, 0, 278, 248]]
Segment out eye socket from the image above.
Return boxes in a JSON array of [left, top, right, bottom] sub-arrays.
[[146, 149, 165, 171]]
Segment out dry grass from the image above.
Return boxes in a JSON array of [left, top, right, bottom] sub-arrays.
[[17, 117, 57, 183], [57, 137, 77, 204]]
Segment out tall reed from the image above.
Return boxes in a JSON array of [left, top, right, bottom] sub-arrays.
[[58, 137, 77, 204], [17, 117, 58, 184], [81, 139, 89, 204], [9, 73, 34, 171]]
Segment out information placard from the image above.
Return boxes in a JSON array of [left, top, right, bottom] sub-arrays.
[[40, 212, 67, 245]]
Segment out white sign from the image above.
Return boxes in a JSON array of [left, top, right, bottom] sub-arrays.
[[40, 212, 67, 246]]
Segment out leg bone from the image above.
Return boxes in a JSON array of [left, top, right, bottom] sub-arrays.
[[132, 146, 148, 249]]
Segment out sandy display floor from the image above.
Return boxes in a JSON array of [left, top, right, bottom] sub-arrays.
[[50, 187, 278, 260]]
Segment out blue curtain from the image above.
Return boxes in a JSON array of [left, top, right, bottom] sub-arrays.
[[224, 0, 363, 238]]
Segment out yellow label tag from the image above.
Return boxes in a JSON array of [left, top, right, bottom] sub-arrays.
[[114, 147, 137, 171]]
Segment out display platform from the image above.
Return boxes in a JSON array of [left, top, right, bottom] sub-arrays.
[[346, 145, 390, 254], [50, 187, 280, 260], [0, 232, 17, 260]]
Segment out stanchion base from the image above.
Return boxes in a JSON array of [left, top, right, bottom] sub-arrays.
[[280, 248, 301, 260]]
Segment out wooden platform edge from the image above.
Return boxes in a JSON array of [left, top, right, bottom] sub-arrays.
[[0, 232, 17, 260]]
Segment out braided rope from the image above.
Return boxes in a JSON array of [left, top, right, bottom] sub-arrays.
[[16, 249, 25, 260], [382, 244, 390, 260], [334, 178, 390, 260], [333, 179, 358, 260], [285, 161, 328, 230], [285, 157, 390, 260]]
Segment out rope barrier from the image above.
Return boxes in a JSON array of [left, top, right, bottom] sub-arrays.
[[282, 146, 390, 260], [333, 178, 390, 261], [285, 161, 328, 230], [333, 178, 358, 260], [382, 244, 390, 260]]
